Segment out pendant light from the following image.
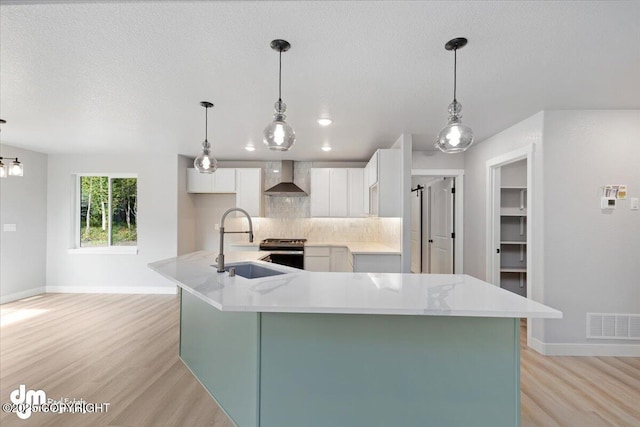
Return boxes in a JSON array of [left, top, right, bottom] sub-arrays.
[[194, 101, 218, 173], [435, 37, 474, 153], [0, 119, 22, 178], [263, 39, 295, 151]]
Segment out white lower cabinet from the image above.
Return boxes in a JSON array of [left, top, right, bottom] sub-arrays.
[[304, 246, 331, 272], [352, 254, 401, 273], [330, 247, 351, 272], [305, 246, 352, 272]]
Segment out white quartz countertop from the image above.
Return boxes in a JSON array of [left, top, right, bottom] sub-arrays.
[[149, 251, 561, 319], [305, 241, 400, 255]]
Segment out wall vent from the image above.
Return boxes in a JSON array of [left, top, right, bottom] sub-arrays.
[[587, 313, 640, 340]]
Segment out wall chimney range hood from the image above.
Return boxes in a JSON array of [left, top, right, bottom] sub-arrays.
[[264, 161, 307, 197]]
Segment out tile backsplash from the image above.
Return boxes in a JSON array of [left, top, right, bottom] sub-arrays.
[[225, 216, 401, 249]]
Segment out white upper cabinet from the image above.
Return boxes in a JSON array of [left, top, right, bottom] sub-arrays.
[[310, 168, 331, 217], [329, 169, 348, 217], [187, 167, 261, 217], [187, 168, 214, 193], [348, 168, 365, 218], [367, 150, 378, 187], [187, 168, 235, 193], [212, 168, 236, 193], [236, 168, 261, 217], [310, 168, 365, 218], [365, 149, 401, 217]]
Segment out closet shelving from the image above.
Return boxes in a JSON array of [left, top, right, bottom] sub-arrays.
[[500, 184, 527, 296]]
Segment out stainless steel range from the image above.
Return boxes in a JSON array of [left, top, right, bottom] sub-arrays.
[[259, 238, 306, 269]]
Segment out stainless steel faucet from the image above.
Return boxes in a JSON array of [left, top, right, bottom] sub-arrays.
[[217, 207, 254, 273]]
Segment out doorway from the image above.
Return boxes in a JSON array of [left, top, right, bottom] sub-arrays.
[[486, 146, 534, 345], [410, 169, 464, 274]]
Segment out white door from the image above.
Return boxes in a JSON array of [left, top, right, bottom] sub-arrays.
[[429, 178, 454, 274], [411, 189, 421, 273]]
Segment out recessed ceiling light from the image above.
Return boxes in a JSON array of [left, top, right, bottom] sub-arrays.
[[321, 146, 332, 152], [317, 118, 332, 126], [273, 169, 280, 173], [245, 145, 256, 152]]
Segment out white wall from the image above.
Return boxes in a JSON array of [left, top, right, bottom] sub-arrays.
[[542, 110, 640, 348], [46, 154, 178, 293], [177, 155, 195, 256], [464, 110, 640, 355], [0, 145, 48, 303], [412, 150, 464, 170], [463, 112, 545, 280], [463, 112, 545, 342], [392, 134, 413, 273]]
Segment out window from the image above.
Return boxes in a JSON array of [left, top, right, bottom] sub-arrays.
[[75, 174, 137, 252]]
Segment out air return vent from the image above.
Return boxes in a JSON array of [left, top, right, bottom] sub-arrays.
[[587, 313, 640, 340]]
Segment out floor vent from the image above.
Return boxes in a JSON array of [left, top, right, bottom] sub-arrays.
[[587, 313, 640, 340]]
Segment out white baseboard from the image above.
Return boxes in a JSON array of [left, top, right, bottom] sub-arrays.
[[45, 286, 177, 295], [528, 337, 640, 357], [0, 287, 47, 304]]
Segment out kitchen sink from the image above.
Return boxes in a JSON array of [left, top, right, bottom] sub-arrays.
[[220, 262, 287, 279]]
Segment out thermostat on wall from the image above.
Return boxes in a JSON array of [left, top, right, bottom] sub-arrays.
[[601, 197, 616, 209]]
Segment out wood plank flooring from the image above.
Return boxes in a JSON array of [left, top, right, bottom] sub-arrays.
[[1, 294, 638, 426]]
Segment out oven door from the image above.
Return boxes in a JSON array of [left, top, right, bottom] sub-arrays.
[[268, 250, 304, 269]]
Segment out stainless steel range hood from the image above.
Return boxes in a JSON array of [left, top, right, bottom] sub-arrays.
[[264, 161, 307, 197]]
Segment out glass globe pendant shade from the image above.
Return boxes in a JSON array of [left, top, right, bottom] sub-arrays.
[[0, 160, 7, 178], [263, 101, 295, 151], [8, 159, 23, 176], [435, 101, 474, 153], [194, 140, 218, 173]]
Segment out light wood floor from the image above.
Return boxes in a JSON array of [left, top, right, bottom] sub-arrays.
[[1, 294, 638, 426]]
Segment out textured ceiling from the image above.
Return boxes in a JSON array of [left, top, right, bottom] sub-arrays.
[[1, 1, 639, 161]]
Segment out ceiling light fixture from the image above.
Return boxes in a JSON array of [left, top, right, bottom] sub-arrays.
[[321, 146, 332, 152], [0, 119, 23, 178], [194, 101, 218, 173], [263, 39, 295, 151], [245, 145, 256, 152], [317, 118, 332, 126], [435, 37, 474, 153]]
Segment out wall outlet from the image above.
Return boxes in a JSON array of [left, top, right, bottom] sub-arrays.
[[214, 223, 220, 230]]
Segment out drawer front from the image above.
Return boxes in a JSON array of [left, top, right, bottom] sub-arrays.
[[305, 246, 331, 257]]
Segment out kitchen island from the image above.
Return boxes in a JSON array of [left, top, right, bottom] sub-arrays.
[[149, 251, 561, 427]]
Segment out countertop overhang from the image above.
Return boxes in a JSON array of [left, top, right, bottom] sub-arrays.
[[149, 251, 562, 319]]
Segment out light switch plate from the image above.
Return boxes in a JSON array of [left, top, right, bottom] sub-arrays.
[[631, 197, 639, 211], [3, 224, 17, 232]]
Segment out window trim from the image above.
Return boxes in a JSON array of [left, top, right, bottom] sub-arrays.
[[73, 173, 138, 254]]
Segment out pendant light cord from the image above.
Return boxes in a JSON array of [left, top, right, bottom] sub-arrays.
[[204, 106, 208, 141], [453, 47, 457, 102], [278, 49, 282, 102]]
